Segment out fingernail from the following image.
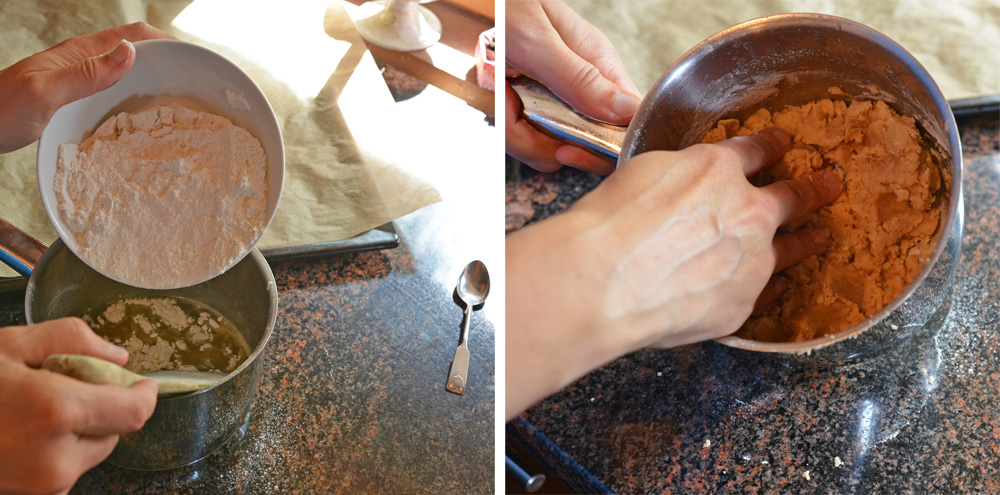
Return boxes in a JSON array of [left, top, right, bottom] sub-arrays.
[[109, 39, 132, 65], [610, 92, 640, 119], [108, 342, 129, 359]]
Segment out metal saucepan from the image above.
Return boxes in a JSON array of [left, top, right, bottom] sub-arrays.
[[0, 218, 277, 470], [511, 13, 963, 365]]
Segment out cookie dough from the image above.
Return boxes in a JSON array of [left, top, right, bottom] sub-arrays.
[[703, 96, 947, 342]]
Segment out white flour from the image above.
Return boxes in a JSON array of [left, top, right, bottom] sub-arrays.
[[55, 104, 268, 289]]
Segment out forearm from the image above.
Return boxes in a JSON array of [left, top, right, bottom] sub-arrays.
[[504, 211, 642, 420]]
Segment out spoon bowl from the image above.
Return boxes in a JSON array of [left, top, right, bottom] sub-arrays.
[[457, 260, 491, 307]]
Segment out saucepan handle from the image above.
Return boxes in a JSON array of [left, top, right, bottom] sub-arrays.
[[508, 76, 627, 161], [0, 217, 48, 277]]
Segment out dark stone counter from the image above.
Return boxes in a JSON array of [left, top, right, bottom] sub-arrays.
[[507, 113, 999, 493]]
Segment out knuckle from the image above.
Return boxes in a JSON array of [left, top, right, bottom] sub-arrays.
[[78, 57, 100, 82], [33, 395, 81, 433], [733, 135, 767, 161], [58, 317, 94, 341], [697, 143, 742, 173], [783, 180, 811, 206], [121, 21, 153, 37], [745, 190, 782, 226], [797, 175, 826, 209], [126, 399, 154, 432], [122, 412, 144, 433], [20, 72, 48, 102], [566, 63, 606, 97]]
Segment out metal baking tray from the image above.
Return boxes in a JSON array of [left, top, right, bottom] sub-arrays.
[[949, 95, 1000, 117], [0, 223, 398, 295]]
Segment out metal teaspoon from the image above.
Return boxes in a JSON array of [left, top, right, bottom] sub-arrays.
[[446, 260, 490, 394]]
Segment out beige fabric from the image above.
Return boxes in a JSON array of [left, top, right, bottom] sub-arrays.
[[0, 0, 440, 276], [567, 0, 1000, 100]]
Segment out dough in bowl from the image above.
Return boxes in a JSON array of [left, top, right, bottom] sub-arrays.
[[703, 94, 947, 342]]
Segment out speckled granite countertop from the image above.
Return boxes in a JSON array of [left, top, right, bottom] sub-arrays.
[[506, 113, 999, 493]]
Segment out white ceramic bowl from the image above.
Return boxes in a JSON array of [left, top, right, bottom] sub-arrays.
[[36, 39, 284, 288]]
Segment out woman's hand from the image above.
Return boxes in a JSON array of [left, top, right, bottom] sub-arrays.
[[506, 128, 842, 418], [0, 22, 174, 154], [0, 318, 157, 495], [505, 0, 641, 174]]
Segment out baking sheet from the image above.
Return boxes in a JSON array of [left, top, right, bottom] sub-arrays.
[[0, 222, 399, 296]]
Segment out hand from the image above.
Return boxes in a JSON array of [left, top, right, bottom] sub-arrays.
[[505, 128, 842, 418], [0, 318, 157, 495], [0, 22, 174, 154], [505, 0, 641, 174]]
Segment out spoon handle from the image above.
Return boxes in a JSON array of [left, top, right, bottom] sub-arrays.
[[446, 305, 473, 395], [459, 303, 472, 345]]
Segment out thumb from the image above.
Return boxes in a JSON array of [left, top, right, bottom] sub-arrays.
[[521, 46, 640, 125], [49, 39, 135, 107]]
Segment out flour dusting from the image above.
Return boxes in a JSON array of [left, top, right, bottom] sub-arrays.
[[54, 104, 268, 289], [225, 88, 252, 111]]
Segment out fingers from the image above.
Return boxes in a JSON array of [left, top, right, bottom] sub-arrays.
[[505, 82, 615, 174], [28, 378, 154, 488], [505, 82, 564, 172], [754, 228, 831, 309], [46, 39, 135, 109], [554, 145, 616, 175], [87, 21, 176, 46], [543, 0, 639, 96], [507, 0, 640, 124], [713, 127, 793, 176], [3, 318, 129, 367], [761, 170, 843, 226], [54, 21, 176, 57], [70, 379, 158, 437], [772, 228, 830, 272], [530, 41, 640, 125], [40, 22, 174, 118]]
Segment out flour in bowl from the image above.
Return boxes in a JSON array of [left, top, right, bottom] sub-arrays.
[[55, 104, 268, 289]]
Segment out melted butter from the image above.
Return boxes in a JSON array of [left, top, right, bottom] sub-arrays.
[[82, 296, 251, 374]]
